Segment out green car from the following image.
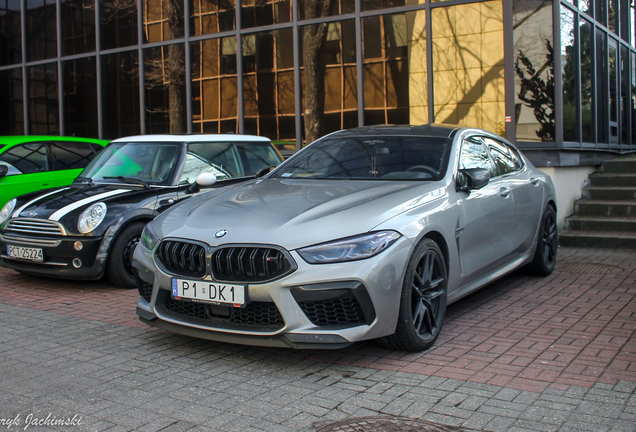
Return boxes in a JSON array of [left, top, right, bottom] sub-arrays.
[[0, 136, 109, 208]]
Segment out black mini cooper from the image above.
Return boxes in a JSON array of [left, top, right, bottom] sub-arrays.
[[0, 134, 283, 288]]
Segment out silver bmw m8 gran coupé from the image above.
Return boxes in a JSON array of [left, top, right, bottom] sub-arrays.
[[132, 124, 557, 352]]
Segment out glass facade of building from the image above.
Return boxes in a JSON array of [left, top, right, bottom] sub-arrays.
[[1, 0, 635, 160]]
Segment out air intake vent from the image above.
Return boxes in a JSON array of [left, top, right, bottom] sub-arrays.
[[211, 247, 294, 282], [5, 218, 65, 235], [298, 297, 367, 327], [155, 240, 206, 278]]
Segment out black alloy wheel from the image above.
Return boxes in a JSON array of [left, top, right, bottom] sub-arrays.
[[527, 205, 558, 276], [379, 238, 448, 352]]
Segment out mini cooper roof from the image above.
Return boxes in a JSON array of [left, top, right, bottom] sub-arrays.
[[110, 134, 272, 143]]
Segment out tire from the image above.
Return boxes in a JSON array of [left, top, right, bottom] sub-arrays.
[[379, 238, 448, 352], [106, 222, 145, 289], [526, 204, 558, 276]]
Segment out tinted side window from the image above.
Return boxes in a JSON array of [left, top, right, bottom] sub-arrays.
[[0, 143, 48, 174], [459, 137, 496, 177], [51, 141, 100, 170], [238, 143, 281, 175], [483, 138, 520, 175]]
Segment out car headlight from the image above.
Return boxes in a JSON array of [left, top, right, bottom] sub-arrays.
[[0, 198, 16, 226], [77, 202, 107, 234], [297, 231, 401, 264], [140, 223, 160, 250]]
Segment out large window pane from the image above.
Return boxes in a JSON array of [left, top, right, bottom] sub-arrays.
[[143, 0, 184, 43], [301, 19, 357, 143], [26, 0, 57, 61], [145, 45, 187, 133], [581, 19, 594, 142], [363, 12, 417, 127], [63, 57, 98, 138], [597, 30, 608, 144], [432, 1, 504, 135], [561, 6, 576, 142], [243, 29, 295, 141], [191, 0, 235, 36], [0, 0, 22, 66], [28, 63, 59, 135], [621, 0, 630, 42], [621, 45, 629, 144], [241, 0, 290, 29], [102, 51, 141, 139], [597, 0, 607, 27], [579, 0, 591, 16], [191, 36, 238, 133], [298, 0, 355, 20], [61, 0, 95, 56], [100, 0, 138, 49], [608, 0, 618, 34], [0, 68, 24, 135], [513, 0, 555, 142]]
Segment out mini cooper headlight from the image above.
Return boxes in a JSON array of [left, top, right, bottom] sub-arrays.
[[77, 202, 107, 234], [140, 223, 160, 250], [0, 198, 16, 226], [297, 230, 401, 264]]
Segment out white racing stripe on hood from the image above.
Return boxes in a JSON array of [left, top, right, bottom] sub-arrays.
[[49, 189, 131, 221], [12, 188, 71, 218]]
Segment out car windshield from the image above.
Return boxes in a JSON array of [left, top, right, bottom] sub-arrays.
[[80, 142, 181, 185], [270, 136, 451, 181]]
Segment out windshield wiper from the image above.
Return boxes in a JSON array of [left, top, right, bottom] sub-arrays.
[[102, 176, 150, 189]]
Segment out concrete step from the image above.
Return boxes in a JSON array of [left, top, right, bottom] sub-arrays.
[[559, 230, 636, 249], [582, 187, 636, 201], [588, 173, 636, 187], [574, 200, 636, 217], [601, 159, 636, 173], [564, 216, 636, 232]]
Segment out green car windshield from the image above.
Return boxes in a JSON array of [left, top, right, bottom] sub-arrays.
[[80, 142, 181, 185]]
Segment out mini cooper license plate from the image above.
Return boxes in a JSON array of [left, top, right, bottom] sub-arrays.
[[7, 245, 43, 262], [171, 279, 245, 305]]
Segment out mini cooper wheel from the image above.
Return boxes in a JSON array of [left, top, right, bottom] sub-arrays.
[[106, 222, 145, 289], [381, 238, 448, 352], [526, 204, 558, 276]]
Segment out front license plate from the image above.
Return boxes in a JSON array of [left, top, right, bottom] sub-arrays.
[[171, 279, 246, 306], [7, 245, 43, 262]]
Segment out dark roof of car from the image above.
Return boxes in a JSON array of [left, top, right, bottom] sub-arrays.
[[327, 124, 462, 139]]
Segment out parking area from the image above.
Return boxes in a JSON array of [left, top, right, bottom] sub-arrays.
[[0, 247, 634, 432]]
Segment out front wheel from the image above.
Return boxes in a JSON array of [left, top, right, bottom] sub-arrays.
[[106, 222, 146, 289], [379, 238, 448, 352], [526, 205, 558, 276]]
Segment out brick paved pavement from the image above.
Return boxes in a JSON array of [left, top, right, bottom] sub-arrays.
[[0, 247, 634, 432]]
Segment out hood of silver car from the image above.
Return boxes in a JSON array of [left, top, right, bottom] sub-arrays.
[[154, 178, 446, 249]]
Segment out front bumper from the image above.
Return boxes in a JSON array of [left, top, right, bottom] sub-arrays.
[[0, 233, 107, 280], [133, 236, 413, 348]]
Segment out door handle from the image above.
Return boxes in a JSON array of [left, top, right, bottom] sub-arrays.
[[530, 177, 539, 185], [500, 187, 511, 198], [159, 198, 175, 206]]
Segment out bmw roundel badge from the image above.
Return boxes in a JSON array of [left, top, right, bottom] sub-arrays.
[[215, 229, 228, 239]]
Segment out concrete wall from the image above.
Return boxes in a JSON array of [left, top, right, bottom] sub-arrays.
[[538, 166, 597, 230]]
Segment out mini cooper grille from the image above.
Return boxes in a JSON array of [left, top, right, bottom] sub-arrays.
[[298, 297, 367, 327], [5, 218, 64, 236], [164, 297, 285, 330], [156, 241, 206, 278], [137, 280, 153, 303], [211, 247, 292, 282]]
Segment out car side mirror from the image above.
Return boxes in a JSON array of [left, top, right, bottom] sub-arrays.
[[0, 165, 7, 178], [187, 172, 217, 193], [456, 168, 490, 191]]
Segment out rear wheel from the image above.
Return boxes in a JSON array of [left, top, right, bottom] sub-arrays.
[[106, 222, 145, 289], [379, 238, 448, 352], [526, 205, 557, 276]]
